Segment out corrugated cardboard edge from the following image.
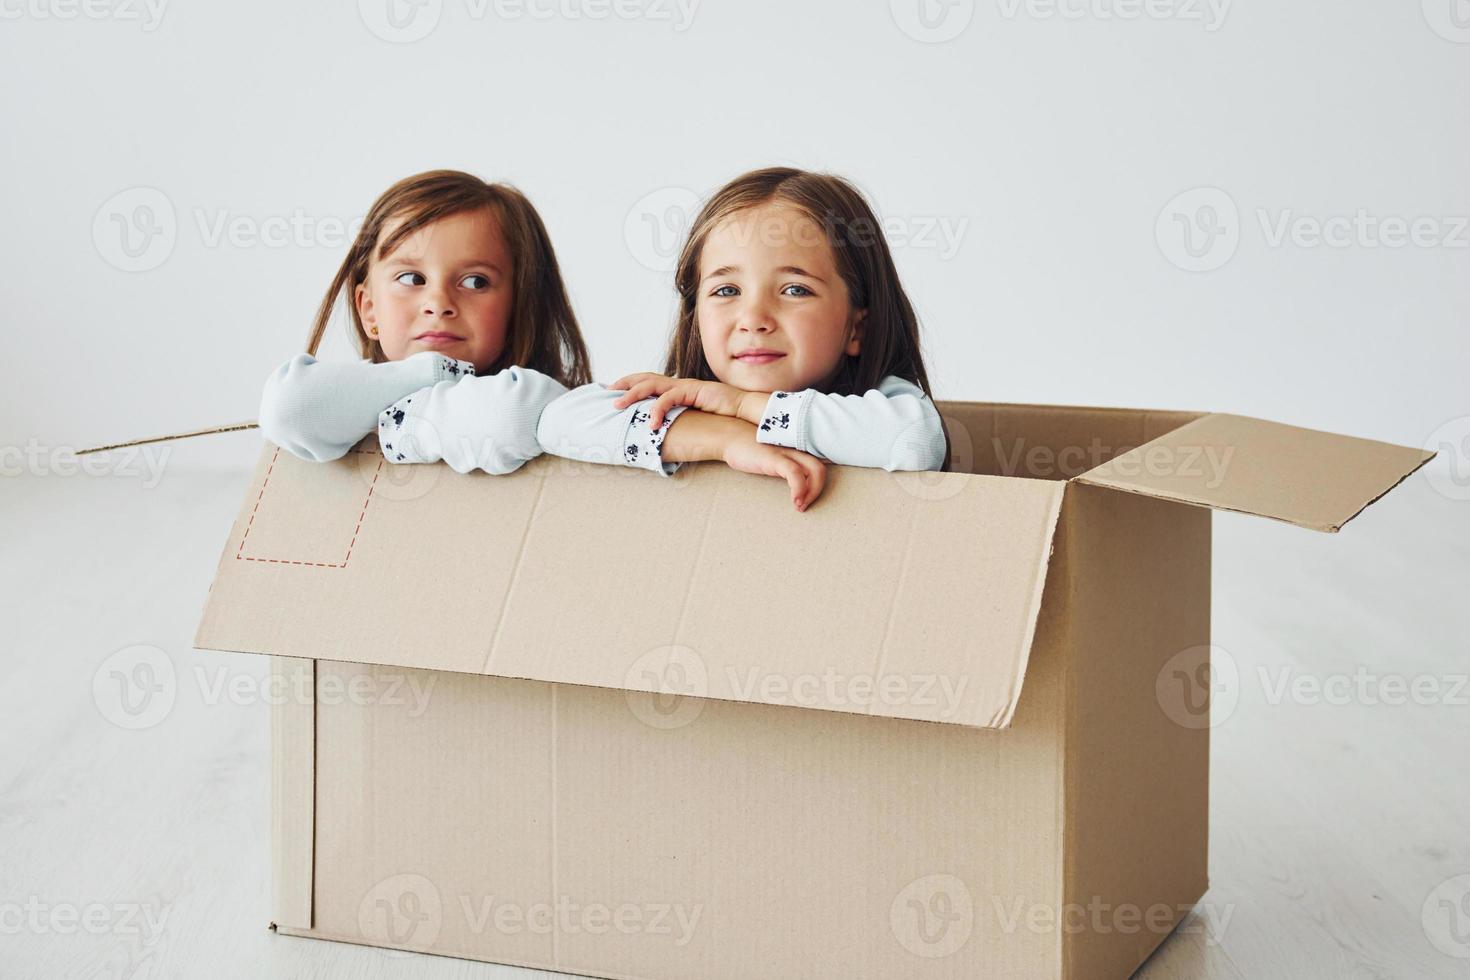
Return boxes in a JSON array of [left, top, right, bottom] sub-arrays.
[[268, 656, 314, 932], [270, 924, 661, 980], [1074, 413, 1436, 533], [78, 422, 258, 456], [1292, 447, 1435, 532], [987, 481, 1067, 729]]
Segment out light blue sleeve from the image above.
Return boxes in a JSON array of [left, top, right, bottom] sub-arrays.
[[257, 351, 476, 462], [376, 367, 569, 475], [535, 383, 690, 477], [754, 375, 947, 471]]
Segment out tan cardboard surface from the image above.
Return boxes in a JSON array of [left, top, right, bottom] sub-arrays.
[[287, 655, 1077, 979], [1076, 412, 1435, 532], [269, 656, 315, 931], [1058, 484, 1212, 978], [937, 402, 1203, 480], [197, 445, 1066, 729]]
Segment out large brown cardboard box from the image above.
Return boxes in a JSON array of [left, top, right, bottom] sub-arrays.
[[190, 400, 1433, 979]]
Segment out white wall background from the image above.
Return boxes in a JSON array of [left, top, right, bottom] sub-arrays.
[[2, 0, 1466, 475]]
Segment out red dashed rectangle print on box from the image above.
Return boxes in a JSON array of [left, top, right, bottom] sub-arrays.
[[236, 449, 383, 569]]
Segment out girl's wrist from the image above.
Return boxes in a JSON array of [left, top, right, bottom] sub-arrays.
[[663, 411, 753, 464], [735, 390, 768, 426]]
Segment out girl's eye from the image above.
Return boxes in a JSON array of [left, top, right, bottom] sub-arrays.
[[782, 284, 815, 297], [394, 271, 425, 286], [460, 274, 491, 290], [711, 284, 739, 298]]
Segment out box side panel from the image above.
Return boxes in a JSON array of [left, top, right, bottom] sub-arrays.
[[197, 451, 1064, 731], [283, 648, 1072, 979], [270, 656, 315, 931], [1059, 484, 1212, 979], [308, 661, 559, 967], [937, 402, 1201, 480]]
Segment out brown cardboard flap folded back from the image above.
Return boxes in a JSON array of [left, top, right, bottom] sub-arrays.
[[195, 446, 1066, 730], [78, 421, 258, 455], [1075, 412, 1435, 532]]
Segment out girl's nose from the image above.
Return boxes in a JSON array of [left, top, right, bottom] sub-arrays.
[[423, 289, 457, 317], [737, 299, 776, 333]]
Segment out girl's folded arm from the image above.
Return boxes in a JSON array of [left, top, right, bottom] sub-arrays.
[[536, 383, 692, 477], [258, 351, 475, 462], [753, 376, 947, 472], [378, 367, 568, 475]]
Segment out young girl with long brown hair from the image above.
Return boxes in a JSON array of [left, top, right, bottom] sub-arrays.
[[536, 166, 946, 510], [259, 169, 591, 473]]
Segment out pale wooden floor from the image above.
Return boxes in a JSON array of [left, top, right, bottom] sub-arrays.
[[2, 445, 1466, 979]]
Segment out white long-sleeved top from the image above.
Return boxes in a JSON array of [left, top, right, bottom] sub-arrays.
[[258, 351, 477, 462], [754, 375, 947, 471], [535, 383, 691, 476], [535, 375, 946, 477], [376, 366, 567, 475]]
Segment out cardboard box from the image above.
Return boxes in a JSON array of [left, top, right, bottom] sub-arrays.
[[190, 400, 1433, 979]]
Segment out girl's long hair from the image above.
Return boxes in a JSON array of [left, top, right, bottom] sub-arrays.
[[304, 169, 591, 388], [663, 167, 932, 398]]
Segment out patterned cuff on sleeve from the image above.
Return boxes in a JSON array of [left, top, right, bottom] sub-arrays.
[[622, 402, 690, 476], [378, 389, 436, 464], [431, 355, 476, 381], [755, 389, 814, 453]]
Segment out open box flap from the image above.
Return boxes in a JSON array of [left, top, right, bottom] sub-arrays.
[[195, 444, 1065, 730], [1074, 412, 1434, 532]]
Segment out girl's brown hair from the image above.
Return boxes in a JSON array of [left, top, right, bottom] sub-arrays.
[[304, 169, 591, 388], [663, 167, 932, 399]]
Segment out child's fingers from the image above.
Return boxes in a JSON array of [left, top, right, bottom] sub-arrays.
[[773, 456, 806, 510], [788, 452, 826, 511], [802, 456, 827, 508], [607, 373, 648, 391], [611, 380, 654, 409], [613, 376, 679, 411], [648, 388, 692, 430]]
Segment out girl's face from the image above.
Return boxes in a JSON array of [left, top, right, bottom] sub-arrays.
[[355, 207, 513, 374], [695, 202, 864, 394]]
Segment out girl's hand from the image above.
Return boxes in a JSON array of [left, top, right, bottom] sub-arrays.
[[610, 374, 763, 430], [722, 437, 827, 512]]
